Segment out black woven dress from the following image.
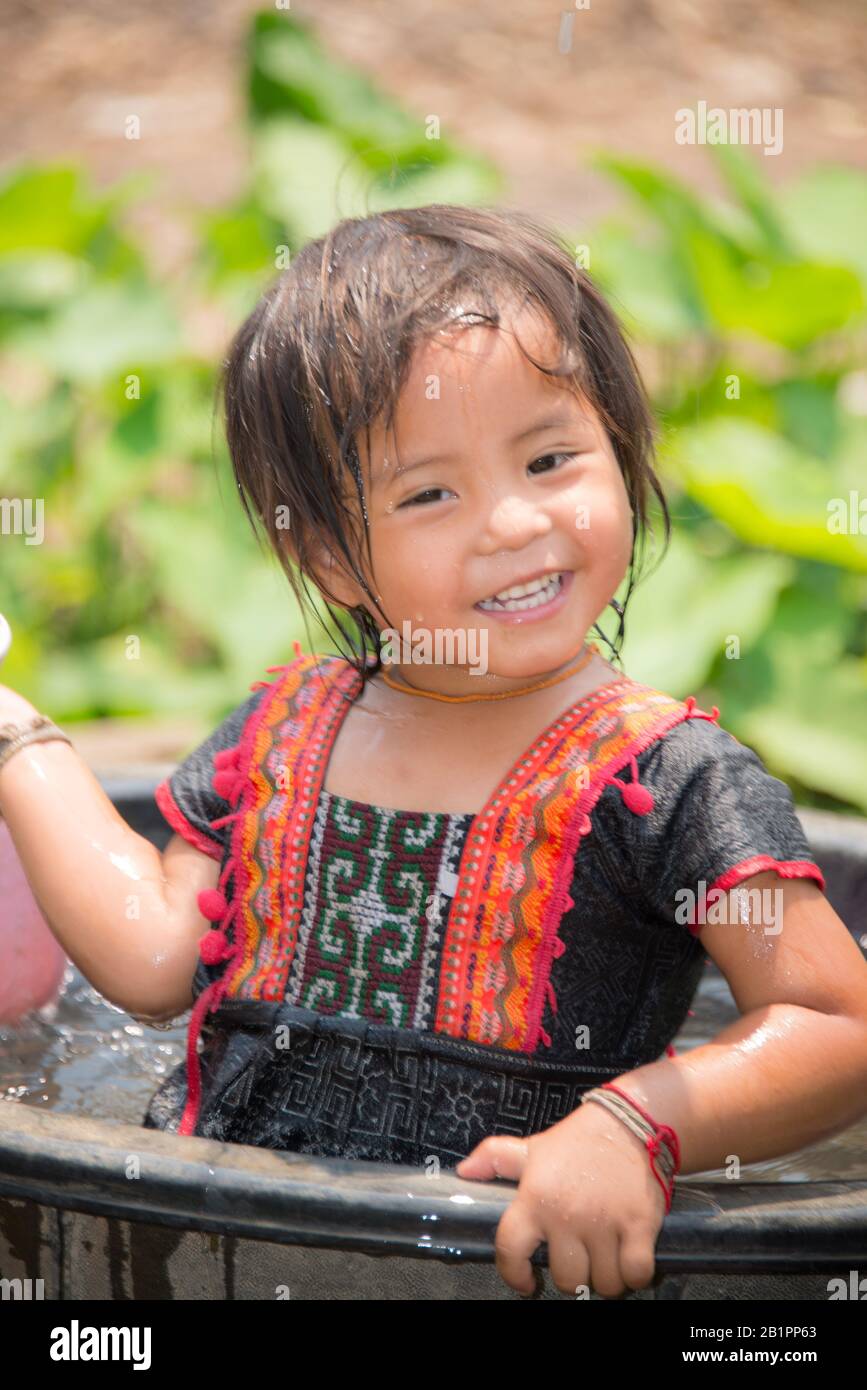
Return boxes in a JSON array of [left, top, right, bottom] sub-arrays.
[[141, 652, 824, 1167]]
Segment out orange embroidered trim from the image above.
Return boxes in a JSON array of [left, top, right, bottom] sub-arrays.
[[434, 686, 712, 1051], [217, 658, 721, 1038]]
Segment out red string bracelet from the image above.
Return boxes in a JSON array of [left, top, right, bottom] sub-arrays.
[[581, 1081, 682, 1213]]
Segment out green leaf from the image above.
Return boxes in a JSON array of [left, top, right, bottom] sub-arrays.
[[709, 144, 791, 257], [740, 660, 867, 814], [360, 155, 503, 213], [11, 280, 179, 382], [252, 118, 372, 241], [122, 501, 306, 679], [0, 167, 106, 256], [778, 166, 867, 287], [35, 642, 235, 720], [249, 12, 424, 156], [593, 156, 716, 326], [590, 222, 705, 340], [0, 251, 88, 310], [0, 164, 147, 279], [671, 419, 867, 571], [620, 529, 794, 691], [772, 378, 841, 460], [595, 155, 719, 238], [719, 587, 867, 812], [0, 384, 75, 484], [256, 120, 500, 238], [688, 236, 863, 347], [834, 415, 867, 493], [198, 200, 282, 281], [596, 153, 863, 346]]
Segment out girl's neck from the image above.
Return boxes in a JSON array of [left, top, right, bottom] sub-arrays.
[[361, 645, 624, 730], [374, 641, 598, 702]]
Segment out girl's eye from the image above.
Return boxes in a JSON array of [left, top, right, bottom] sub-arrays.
[[397, 454, 580, 506], [398, 487, 453, 508], [528, 452, 578, 475]]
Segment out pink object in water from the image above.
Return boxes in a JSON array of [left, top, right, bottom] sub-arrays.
[[0, 819, 66, 1024]]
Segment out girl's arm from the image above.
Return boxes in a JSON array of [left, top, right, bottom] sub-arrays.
[[458, 871, 867, 1297], [598, 870, 867, 1170], [0, 689, 218, 1022]]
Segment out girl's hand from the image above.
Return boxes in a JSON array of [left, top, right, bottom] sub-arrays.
[[455, 1096, 667, 1298]]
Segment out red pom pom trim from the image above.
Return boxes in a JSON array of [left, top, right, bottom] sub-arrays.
[[199, 930, 231, 965], [212, 768, 240, 800], [620, 781, 655, 815], [197, 888, 228, 922]]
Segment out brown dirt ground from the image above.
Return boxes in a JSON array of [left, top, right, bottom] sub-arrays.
[[3, 0, 865, 270]]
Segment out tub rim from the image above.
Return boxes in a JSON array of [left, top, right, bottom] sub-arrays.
[[1, 1102, 866, 1274]]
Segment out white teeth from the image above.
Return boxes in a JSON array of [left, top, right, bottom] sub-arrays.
[[478, 572, 564, 612], [495, 574, 552, 601]]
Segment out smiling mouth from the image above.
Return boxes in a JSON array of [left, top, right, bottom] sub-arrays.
[[476, 571, 566, 612]]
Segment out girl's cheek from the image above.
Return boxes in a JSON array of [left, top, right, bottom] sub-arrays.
[[564, 485, 628, 555]]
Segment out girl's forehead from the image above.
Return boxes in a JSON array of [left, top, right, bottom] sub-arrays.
[[357, 304, 590, 486], [408, 301, 559, 379], [393, 320, 569, 429]]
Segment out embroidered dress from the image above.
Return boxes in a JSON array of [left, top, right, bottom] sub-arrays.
[[143, 646, 825, 1166]]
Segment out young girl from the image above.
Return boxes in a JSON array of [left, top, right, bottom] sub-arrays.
[[2, 203, 867, 1301]]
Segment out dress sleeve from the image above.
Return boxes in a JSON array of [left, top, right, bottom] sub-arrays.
[[589, 714, 826, 934], [154, 686, 268, 861]]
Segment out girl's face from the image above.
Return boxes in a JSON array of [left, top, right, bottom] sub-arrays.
[[323, 302, 634, 693]]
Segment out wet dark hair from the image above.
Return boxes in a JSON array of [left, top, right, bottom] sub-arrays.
[[220, 203, 670, 687]]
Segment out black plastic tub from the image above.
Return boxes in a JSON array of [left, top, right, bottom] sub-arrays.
[[1, 782, 866, 1300]]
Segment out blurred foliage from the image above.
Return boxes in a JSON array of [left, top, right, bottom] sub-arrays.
[[0, 12, 502, 725], [590, 144, 867, 814], [0, 11, 864, 813]]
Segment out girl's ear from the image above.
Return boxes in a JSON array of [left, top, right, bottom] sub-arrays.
[[287, 533, 369, 615]]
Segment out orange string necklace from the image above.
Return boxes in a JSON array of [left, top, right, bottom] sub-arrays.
[[377, 641, 600, 704]]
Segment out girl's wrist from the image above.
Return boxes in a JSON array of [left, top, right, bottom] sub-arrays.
[[577, 1083, 680, 1212], [559, 1100, 670, 1225], [0, 703, 65, 816]]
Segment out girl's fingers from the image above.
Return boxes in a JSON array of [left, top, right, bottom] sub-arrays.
[[458, 1131, 658, 1298], [552, 1224, 654, 1298], [618, 1231, 658, 1291], [494, 1198, 546, 1296], [455, 1134, 529, 1182], [587, 1230, 629, 1299], [547, 1228, 592, 1297]]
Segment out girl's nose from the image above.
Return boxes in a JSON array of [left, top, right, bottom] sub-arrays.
[[480, 495, 552, 550]]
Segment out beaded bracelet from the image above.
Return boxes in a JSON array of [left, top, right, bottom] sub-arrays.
[[0, 716, 72, 776], [580, 1081, 681, 1212]]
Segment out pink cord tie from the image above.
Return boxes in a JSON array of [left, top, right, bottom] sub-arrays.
[[684, 695, 721, 722]]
